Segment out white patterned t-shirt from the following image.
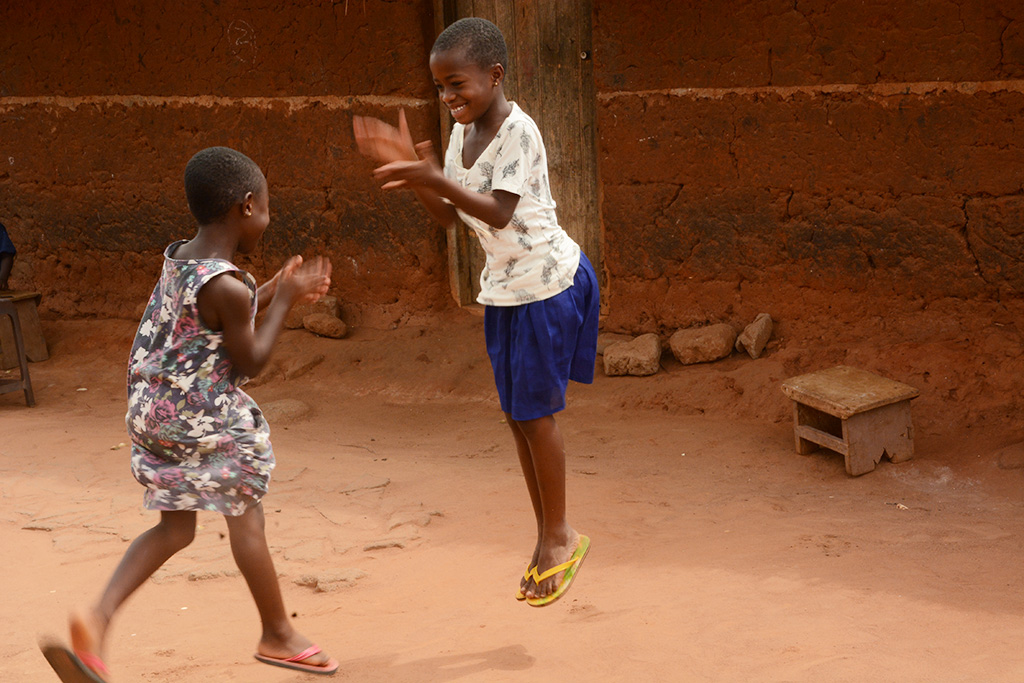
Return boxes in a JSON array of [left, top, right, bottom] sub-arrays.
[[444, 102, 581, 306]]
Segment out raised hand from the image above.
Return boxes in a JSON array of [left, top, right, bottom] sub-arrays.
[[373, 140, 444, 190], [353, 109, 417, 165], [276, 255, 333, 305]]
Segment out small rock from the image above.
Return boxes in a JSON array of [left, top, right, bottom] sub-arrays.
[[669, 323, 736, 365], [735, 313, 773, 359], [596, 332, 634, 356], [303, 313, 348, 339], [285, 295, 341, 329], [604, 334, 662, 376]]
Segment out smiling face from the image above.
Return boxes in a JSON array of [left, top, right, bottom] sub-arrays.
[[430, 47, 504, 126]]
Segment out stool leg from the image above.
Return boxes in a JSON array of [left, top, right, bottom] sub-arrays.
[[794, 402, 836, 454], [843, 413, 878, 476], [883, 401, 915, 463], [8, 307, 34, 407], [843, 402, 914, 476]]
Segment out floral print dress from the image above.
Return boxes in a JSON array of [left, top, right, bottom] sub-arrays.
[[126, 241, 274, 516]]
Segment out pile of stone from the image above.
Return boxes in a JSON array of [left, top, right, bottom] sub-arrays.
[[603, 313, 772, 376], [284, 294, 348, 339]]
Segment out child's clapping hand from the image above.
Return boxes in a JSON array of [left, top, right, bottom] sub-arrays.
[[273, 255, 332, 305], [353, 110, 443, 191]]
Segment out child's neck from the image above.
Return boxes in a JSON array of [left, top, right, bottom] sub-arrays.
[[175, 226, 238, 261], [467, 95, 512, 139]]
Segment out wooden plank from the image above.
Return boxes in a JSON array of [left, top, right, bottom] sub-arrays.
[[432, 0, 475, 305], [795, 424, 849, 455], [781, 365, 919, 419]]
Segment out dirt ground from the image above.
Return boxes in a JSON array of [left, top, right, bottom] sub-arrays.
[[5, 304, 1024, 682]]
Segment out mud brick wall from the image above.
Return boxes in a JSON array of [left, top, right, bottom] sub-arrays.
[[0, 0, 449, 324], [4, 1, 1024, 330], [594, 0, 1024, 332]]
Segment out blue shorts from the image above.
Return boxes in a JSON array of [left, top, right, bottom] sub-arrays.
[[484, 252, 600, 422]]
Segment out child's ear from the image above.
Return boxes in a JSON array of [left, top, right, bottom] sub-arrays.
[[490, 63, 505, 87], [242, 192, 254, 218]]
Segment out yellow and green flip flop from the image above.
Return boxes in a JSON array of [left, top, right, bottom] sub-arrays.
[[526, 535, 591, 607]]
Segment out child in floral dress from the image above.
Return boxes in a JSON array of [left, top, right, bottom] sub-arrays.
[[41, 146, 339, 681]]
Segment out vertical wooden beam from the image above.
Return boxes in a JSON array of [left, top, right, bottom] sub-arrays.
[[432, 0, 475, 305]]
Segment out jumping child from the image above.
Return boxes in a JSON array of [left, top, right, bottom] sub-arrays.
[[41, 146, 339, 680], [353, 17, 598, 607]]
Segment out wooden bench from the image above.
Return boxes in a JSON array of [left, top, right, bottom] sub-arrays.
[[0, 290, 48, 369], [780, 365, 919, 476]]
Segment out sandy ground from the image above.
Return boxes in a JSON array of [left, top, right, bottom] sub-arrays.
[[5, 307, 1024, 682]]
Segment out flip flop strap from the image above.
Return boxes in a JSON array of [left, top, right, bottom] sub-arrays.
[[75, 649, 110, 675], [285, 645, 322, 663], [534, 555, 580, 583]]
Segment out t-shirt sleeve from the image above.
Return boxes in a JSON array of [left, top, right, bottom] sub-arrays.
[[491, 120, 539, 198]]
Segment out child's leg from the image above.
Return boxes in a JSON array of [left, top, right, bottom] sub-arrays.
[[506, 412, 544, 592], [511, 414, 581, 599], [223, 502, 334, 667], [72, 511, 197, 661]]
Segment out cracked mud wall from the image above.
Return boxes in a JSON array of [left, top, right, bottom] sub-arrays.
[[594, 1, 1024, 332], [4, 1, 1024, 329], [0, 1, 449, 324]]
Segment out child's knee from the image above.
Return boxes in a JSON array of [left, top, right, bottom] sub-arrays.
[[512, 414, 555, 439], [158, 514, 196, 550]]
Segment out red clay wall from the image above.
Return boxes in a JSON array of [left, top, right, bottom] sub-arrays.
[[4, 2, 1024, 332], [0, 0, 450, 324], [594, 0, 1024, 332]]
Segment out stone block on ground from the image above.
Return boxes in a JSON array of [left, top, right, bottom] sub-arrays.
[[604, 333, 662, 376], [285, 295, 341, 329], [303, 313, 348, 339], [736, 313, 773, 359], [669, 323, 736, 365], [596, 332, 634, 355]]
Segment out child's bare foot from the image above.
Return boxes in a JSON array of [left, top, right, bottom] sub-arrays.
[[255, 631, 339, 675], [68, 609, 110, 680]]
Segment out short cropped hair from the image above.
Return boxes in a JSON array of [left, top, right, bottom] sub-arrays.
[[431, 17, 508, 71], [184, 146, 265, 224]]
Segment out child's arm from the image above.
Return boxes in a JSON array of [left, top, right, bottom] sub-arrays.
[[354, 112, 519, 229], [198, 256, 332, 377]]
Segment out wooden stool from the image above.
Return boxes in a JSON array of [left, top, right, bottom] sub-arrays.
[[0, 290, 48, 369], [781, 365, 918, 476], [0, 299, 35, 406]]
